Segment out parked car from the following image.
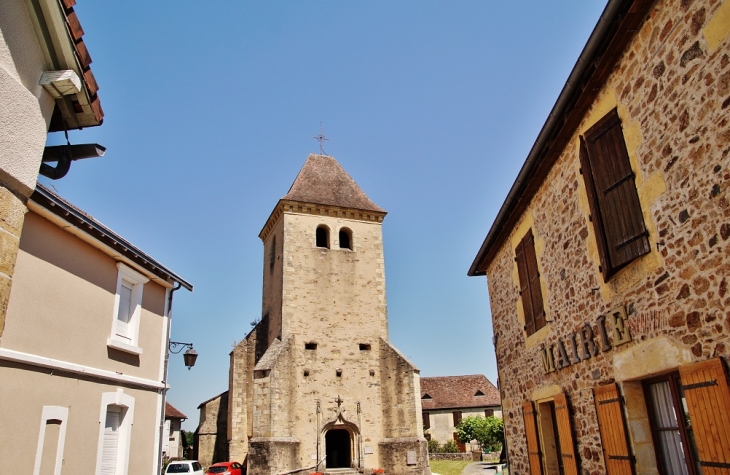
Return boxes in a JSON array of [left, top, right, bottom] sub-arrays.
[[166, 460, 204, 475], [205, 461, 244, 475]]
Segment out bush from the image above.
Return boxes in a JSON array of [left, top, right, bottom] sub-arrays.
[[427, 439, 441, 453], [455, 416, 504, 452], [441, 440, 460, 453]]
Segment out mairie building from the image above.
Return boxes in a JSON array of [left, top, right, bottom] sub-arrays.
[[469, 0, 730, 474]]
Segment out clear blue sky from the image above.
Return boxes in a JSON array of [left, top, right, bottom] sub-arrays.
[[43, 1, 607, 429]]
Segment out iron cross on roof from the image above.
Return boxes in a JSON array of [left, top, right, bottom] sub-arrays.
[[312, 123, 329, 155]]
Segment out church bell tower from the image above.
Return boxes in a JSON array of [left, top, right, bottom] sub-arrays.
[[227, 154, 430, 475]]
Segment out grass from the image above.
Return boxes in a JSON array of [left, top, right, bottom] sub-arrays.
[[428, 460, 472, 475]]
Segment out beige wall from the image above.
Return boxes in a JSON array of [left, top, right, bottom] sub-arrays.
[[3, 211, 167, 380], [483, 1, 730, 474], [0, 361, 160, 475]]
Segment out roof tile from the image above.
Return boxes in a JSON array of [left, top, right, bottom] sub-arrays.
[[283, 154, 384, 213], [421, 374, 500, 411], [165, 402, 187, 420]]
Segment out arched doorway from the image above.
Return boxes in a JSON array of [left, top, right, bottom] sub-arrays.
[[325, 429, 351, 469]]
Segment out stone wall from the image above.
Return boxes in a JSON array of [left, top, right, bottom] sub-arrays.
[[0, 184, 26, 336], [427, 453, 472, 461], [195, 391, 229, 467], [483, 1, 730, 474]]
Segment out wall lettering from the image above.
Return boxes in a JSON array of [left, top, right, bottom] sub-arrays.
[[539, 306, 631, 374]]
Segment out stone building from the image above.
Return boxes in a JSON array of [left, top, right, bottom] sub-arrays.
[[421, 375, 501, 452], [468, 0, 730, 474], [197, 154, 430, 475]]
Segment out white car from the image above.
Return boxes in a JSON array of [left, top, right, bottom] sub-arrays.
[[165, 460, 204, 475]]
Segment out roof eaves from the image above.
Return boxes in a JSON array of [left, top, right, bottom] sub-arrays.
[[468, 0, 656, 276], [31, 184, 193, 291]]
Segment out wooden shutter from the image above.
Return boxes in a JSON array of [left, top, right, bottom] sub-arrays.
[[516, 229, 545, 336], [453, 410, 462, 426], [594, 383, 634, 475], [679, 358, 730, 473], [423, 412, 430, 430], [523, 401, 543, 475], [554, 393, 579, 475], [582, 109, 650, 279]]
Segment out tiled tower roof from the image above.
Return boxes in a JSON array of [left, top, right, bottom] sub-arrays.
[[283, 154, 384, 213]]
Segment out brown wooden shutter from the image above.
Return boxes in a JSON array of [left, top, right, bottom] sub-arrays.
[[594, 383, 634, 475], [516, 229, 544, 335], [554, 393, 579, 475], [523, 401, 544, 475], [582, 109, 650, 279], [423, 412, 430, 430], [579, 136, 610, 280], [453, 410, 462, 426], [679, 358, 730, 473]]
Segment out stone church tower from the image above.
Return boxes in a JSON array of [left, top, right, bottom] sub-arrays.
[[200, 154, 430, 475]]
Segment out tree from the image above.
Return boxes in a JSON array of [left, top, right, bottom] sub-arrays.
[[455, 416, 504, 452]]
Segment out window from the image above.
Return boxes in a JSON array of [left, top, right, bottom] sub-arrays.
[[316, 226, 329, 248], [580, 108, 650, 280], [515, 229, 545, 336], [107, 263, 148, 355], [95, 391, 135, 475], [644, 372, 701, 475], [33, 406, 68, 475], [422, 393, 432, 400], [475, 390, 485, 396], [484, 409, 494, 417], [339, 228, 352, 250], [305, 342, 317, 350], [452, 411, 462, 426], [359, 343, 371, 351], [423, 412, 430, 430]]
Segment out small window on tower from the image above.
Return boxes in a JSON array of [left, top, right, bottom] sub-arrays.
[[269, 236, 276, 271], [359, 343, 371, 351], [339, 228, 352, 250], [305, 342, 317, 350], [316, 226, 329, 248]]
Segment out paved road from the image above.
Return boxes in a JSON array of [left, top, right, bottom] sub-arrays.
[[459, 461, 505, 475]]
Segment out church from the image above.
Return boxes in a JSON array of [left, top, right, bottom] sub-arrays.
[[195, 154, 430, 475]]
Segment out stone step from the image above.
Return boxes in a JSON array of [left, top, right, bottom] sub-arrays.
[[324, 470, 360, 475]]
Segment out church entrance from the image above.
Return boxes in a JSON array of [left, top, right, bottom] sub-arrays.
[[325, 429, 351, 469]]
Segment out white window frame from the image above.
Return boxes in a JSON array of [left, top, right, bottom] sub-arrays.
[[107, 263, 148, 355], [95, 390, 135, 475], [33, 406, 69, 475]]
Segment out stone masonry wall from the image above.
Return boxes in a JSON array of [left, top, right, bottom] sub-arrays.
[[0, 184, 26, 337], [484, 1, 730, 474]]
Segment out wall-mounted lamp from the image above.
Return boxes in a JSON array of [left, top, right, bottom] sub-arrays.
[[169, 341, 198, 370]]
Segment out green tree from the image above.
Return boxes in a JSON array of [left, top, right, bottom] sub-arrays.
[[441, 440, 460, 453], [455, 416, 504, 452]]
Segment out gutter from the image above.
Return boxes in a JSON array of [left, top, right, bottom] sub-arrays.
[[467, 0, 643, 277]]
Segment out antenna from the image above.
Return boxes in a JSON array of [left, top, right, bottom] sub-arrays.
[[312, 122, 329, 155]]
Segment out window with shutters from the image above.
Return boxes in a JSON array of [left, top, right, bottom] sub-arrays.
[[643, 372, 700, 475], [107, 263, 148, 356], [423, 412, 430, 430], [580, 108, 650, 281], [453, 411, 462, 426], [95, 392, 135, 475], [678, 358, 730, 473], [522, 401, 543, 475], [515, 229, 546, 337]]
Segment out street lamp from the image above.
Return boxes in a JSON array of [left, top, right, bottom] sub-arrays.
[[169, 341, 198, 370]]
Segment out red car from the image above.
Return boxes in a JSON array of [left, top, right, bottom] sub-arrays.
[[205, 462, 244, 475]]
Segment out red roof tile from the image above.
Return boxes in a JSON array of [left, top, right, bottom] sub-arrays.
[[421, 374, 500, 411], [165, 402, 187, 420]]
